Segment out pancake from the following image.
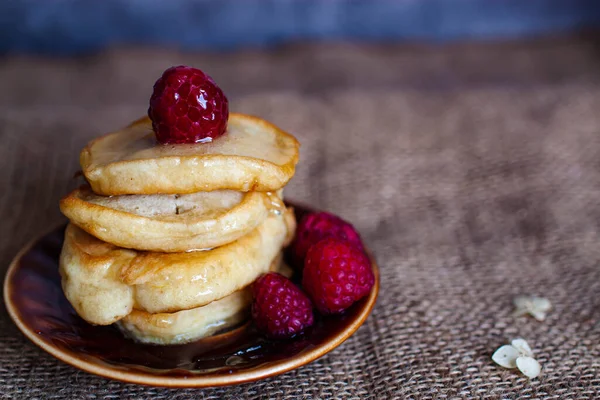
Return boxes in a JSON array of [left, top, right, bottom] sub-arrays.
[[59, 208, 296, 325], [81, 114, 300, 196], [117, 289, 251, 345], [60, 185, 284, 252], [117, 260, 293, 345]]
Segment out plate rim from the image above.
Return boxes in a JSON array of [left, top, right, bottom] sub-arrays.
[[4, 223, 380, 388]]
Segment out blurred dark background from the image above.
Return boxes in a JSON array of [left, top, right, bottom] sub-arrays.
[[3, 0, 600, 54]]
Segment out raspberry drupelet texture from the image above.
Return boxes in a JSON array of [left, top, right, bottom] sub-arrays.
[[252, 273, 314, 339], [293, 212, 364, 267], [148, 66, 229, 144], [302, 237, 375, 314]]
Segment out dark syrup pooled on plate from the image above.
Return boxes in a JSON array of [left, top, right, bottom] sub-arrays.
[[10, 205, 367, 376]]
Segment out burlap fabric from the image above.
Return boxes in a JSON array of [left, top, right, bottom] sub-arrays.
[[1, 38, 600, 399]]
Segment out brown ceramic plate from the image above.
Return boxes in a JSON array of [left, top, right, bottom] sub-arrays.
[[4, 204, 379, 388]]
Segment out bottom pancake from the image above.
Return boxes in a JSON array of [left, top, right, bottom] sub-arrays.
[[116, 259, 292, 345], [117, 288, 252, 345]]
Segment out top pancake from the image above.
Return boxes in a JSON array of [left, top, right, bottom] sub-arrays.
[[81, 113, 300, 195]]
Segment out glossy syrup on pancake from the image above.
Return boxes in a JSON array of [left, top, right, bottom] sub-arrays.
[[81, 114, 300, 195]]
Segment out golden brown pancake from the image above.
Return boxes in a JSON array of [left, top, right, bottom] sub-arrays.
[[117, 260, 293, 345], [81, 114, 300, 196], [117, 289, 251, 345], [60, 185, 284, 252], [59, 208, 296, 325]]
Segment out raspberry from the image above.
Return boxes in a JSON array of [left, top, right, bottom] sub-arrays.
[[252, 272, 314, 339], [302, 238, 374, 314], [148, 65, 229, 144], [293, 212, 363, 266]]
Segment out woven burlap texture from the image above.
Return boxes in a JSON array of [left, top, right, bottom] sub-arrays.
[[1, 42, 600, 399]]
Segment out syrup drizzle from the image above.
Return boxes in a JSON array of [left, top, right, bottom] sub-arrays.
[[265, 191, 284, 215]]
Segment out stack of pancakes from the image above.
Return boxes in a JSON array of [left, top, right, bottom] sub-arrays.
[[59, 114, 300, 345]]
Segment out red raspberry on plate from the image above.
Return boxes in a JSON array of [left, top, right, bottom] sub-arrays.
[[252, 272, 314, 339], [148, 65, 229, 144], [293, 212, 364, 266], [302, 237, 374, 314]]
